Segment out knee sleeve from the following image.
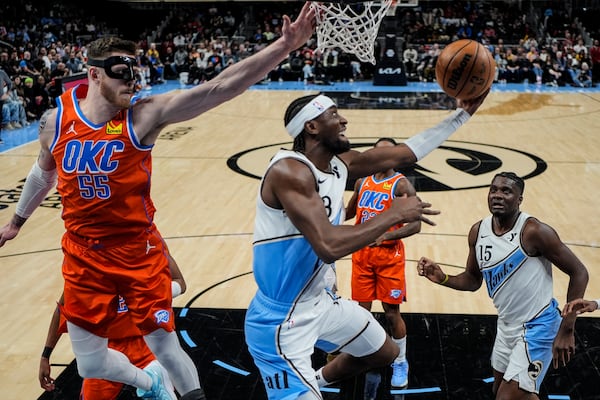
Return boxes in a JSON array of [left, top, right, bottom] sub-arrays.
[[67, 322, 143, 386], [67, 322, 110, 378]]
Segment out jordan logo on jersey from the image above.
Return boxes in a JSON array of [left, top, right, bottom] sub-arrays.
[[146, 240, 156, 254], [66, 121, 77, 135]]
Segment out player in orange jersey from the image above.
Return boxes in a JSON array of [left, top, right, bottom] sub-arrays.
[[0, 4, 315, 399], [346, 138, 420, 392], [39, 253, 185, 399]]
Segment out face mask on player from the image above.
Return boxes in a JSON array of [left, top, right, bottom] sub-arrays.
[[87, 55, 136, 81]]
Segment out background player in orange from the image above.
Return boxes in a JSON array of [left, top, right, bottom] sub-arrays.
[[39, 253, 185, 399], [0, 4, 315, 400], [346, 138, 420, 392]]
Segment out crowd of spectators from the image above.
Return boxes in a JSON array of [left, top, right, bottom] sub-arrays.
[[2, 0, 599, 141]]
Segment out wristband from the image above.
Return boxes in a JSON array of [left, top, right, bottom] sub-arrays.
[[595, 299, 600, 310], [172, 281, 182, 298], [439, 274, 449, 285], [41, 346, 53, 359]]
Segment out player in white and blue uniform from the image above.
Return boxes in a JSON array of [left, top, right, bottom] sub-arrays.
[[244, 92, 489, 400], [418, 172, 589, 399]]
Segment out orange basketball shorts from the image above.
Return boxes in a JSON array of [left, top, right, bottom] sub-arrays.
[[351, 243, 407, 304], [61, 225, 175, 336]]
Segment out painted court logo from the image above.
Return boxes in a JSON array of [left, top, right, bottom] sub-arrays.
[[227, 140, 547, 192]]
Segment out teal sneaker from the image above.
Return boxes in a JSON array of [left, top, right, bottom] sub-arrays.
[[136, 361, 177, 400]]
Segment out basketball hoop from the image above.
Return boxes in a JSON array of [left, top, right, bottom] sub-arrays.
[[311, 1, 395, 65]]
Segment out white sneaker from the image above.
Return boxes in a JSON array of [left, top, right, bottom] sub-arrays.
[[137, 360, 177, 400]]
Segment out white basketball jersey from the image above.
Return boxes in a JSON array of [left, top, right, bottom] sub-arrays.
[[253, 150, 348, 304], [476, 212, 553, 324]]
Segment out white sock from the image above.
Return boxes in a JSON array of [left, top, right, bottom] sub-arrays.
[[315, 367, 330, 387], [393, 336, 407, 363]]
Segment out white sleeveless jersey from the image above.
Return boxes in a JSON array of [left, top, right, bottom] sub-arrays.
[[253, 150, 348, 304], [476, 212, 553, 324]]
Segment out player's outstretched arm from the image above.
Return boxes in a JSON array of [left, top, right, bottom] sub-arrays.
[[145, 2, 316, 134], [344, 90, 490, 180]]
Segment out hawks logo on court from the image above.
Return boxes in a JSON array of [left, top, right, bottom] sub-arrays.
[[227, 140, 546, 192], [528, 360, 544, 381]]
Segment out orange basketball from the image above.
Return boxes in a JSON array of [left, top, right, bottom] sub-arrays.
[[435, 39, 495, 100]]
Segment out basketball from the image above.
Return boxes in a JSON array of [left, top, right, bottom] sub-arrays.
[[435, 39, 496, 100]]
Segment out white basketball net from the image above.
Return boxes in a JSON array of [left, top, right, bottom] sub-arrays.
[[311, 1, 394, 64]]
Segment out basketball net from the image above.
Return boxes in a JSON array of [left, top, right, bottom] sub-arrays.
[[311, 1, 395, 65]]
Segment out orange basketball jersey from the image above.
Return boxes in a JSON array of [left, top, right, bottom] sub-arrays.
[[352, 172, 409, 303], [51, 85, 156, 239], [354, 172, 406, 235]]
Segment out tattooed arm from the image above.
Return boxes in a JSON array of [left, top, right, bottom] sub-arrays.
[[0, 110, 58, 246], [37, 109, 58, 171]]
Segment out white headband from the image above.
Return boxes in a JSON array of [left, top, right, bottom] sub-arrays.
[[285, 95, 336, 138]]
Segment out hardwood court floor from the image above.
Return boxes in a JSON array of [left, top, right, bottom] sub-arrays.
[[1, 85, 599, 399]]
